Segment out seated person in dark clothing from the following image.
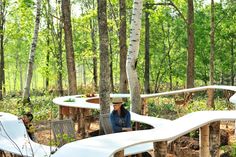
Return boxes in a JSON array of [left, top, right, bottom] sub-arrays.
[[21, 112, 36, 141], [110, 98, 132, 133]]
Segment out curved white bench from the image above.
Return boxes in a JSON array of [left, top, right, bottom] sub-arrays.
[[52, 85, 236, 157], [0, 112, 56, 157], [53, 94, 173, 156], [52, 111, 236, 157]]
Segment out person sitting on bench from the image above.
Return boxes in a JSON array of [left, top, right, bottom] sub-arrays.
[[110, 98, 132, 133], [21, 112, 36, 141]]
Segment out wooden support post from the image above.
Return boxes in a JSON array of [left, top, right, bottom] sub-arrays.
[[77, 108, 81, 133], [210, 121, 220, 157], [153, 141, 167, 157], [200, 124, 209, 157], [59, 106, 63, 120], [60, 106, 70, 119], [141, 98, 148, 115], [0, 150, 5, 157], [114, 150, 124, 157], [79, 108, 86, 138], [135, 122, 140, 130]]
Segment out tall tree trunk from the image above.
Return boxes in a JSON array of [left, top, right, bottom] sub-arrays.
[[14, 45, 20, 91], [144, 6, 150, 94], [46, 33, 50, 90], [22, 0, 41, 104], [119, 0, 128, 94], [61, 0, 77, 95], [230, 38, 234, 86], [126, 0, 143, 114], [20, 62, 23, 93], [167, 23, 173, 90], [109, 33, 114, 92], [45, 3, 50, 90], [207, 0, 215, 108], [186, 0, 195, 88], [97, 0, 110, 115], [90, 18, 98, 92], [57, 28, 63, 96], [0, 0, 5, 100], [56, 0, 63, 96], [82, 61, 86, 86], [46, 0, 63, 95]]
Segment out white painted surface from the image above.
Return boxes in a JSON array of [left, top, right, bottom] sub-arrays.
[[52, 111, 236, 157], [53, 85, 236, 107], [0, 112, 55, 157], [52, 85, 236, 157]]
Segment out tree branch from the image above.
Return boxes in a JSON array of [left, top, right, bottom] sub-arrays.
[[145, 1, 187, 24], [168, 0, 187, 24]]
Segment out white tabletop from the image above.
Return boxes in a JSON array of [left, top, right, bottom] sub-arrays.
[[52, 111, 236, 157], [51, 85, 236, 157], [53, 85, 236, 109]]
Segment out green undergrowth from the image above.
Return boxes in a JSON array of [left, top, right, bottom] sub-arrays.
[[147, 95, 235, 120], [0, 94, 58, 122]]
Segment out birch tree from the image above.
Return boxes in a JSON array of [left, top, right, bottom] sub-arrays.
[[126, 0, 143, 113], [22, 0, 41, 104]]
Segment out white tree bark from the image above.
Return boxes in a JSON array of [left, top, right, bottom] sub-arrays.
[[126, 0, 143, 113], [22, 0, 41, 102]]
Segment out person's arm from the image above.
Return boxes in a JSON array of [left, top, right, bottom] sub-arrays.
[[110, 113, 122, 133], [122, 111, 132, 131]]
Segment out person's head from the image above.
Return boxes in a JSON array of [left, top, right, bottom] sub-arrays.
[[112, 97, 123, 111], [22, 112, 33, 123]]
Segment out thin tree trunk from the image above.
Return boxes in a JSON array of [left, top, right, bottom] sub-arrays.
[[0, 0, 5, 100], [46, 35, 50, 90], [126, 0, 143, 114], [57, 0, 63, 96], [54, 10, 64, 96], [231, 38, 234, 86], [207, 0, 215, 108], [186, 0, 195, 88], [119, 0, 128, 94], [83, 61, 86, 86], [90, 18, 98, 92], [109, 34, 114, 92], [47, 0, 63, 96], [61, 0, 77, 95], [144, 6, 150, 94], [20, 62, 23, 93], [14, 48, 19, 91], [22, 0, 41, 104], [46, 8, 50, 90], [97, 0, 110, 115], [167, 23, 173, 90]]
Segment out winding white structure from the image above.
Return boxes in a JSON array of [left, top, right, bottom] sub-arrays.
[[0, 112, 55, 157], [52, 85, 236, 157], [52, 111, 236, 157], [0, 85, 235, 157]]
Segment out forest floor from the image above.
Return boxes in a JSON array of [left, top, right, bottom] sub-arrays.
[[34, 119, 100, 145], [34, 120, 236, 157]]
